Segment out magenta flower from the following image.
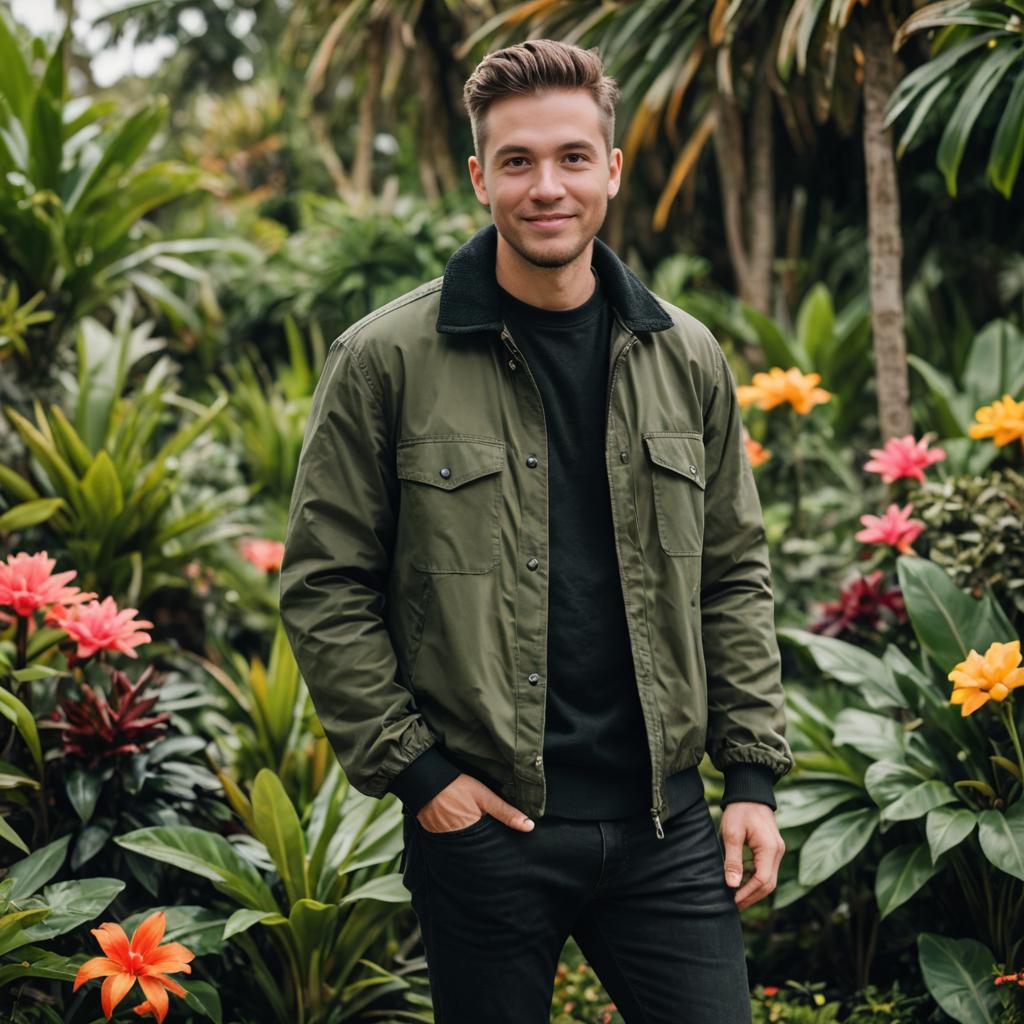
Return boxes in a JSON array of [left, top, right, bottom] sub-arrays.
[[0, 551, 97, 618], [809, 570, 907, 638], [855, 502, 925, 554], [50, 597, 154, 661], [239, 538, 285, 573], [863, 434, 946, 484]]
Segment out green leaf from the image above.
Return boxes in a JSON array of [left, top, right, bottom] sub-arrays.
[[114, 826, 278, 912], [882, 780, 959, 823], [288, 898, 337, 967], [896, 555, 1014, 675], [0, 948, 80, 988], [918, 933, 1002, 1024], [798, 808, 880, 887], [222, 908, 284, 940], [251, 769, 309, 905], [0, 814, 27, 854], [926, 805, 978, 862], [22, 878, 124, 941], [0, 497, 66, 532], [832, 709, 907, 763], [180, 978, 223, 1024], [864, 761, 928, 809], [988, 61, 1024, 197], [6, 836, 71, 900], [10, 665, 63, 683], [0, 688, 42, 773], [875, 843, 942, 919], [121, 905, 228, 957], [795, 283, 834, 367], [774, 783, 861, 830], [338, 873, 409, 906], [80, 449, 125, 521], [976, 801, 1024, 881], [936, 42, 1020, 197], [65, 768, 102, 824]]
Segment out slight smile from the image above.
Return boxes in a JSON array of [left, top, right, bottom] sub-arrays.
[[525, 214, 574, 228]]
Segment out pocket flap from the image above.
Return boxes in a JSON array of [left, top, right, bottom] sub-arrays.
[[642, 432, 706, 489], [396, 436, 505, 490]]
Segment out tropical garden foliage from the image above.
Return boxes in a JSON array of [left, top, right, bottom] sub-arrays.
[[1, 1, 1023, 1021]]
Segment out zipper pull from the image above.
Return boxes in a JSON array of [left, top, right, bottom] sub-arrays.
[[651, 807, 665, 840]]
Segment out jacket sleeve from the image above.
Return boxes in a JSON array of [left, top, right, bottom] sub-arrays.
[[699, 342, 795, 810], [279, 334, 460, 811]]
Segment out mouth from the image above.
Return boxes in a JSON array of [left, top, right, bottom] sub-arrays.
[[524, 214, 574, 229]]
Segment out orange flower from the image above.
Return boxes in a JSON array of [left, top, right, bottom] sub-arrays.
[[73, 911, 194, 1023], [742, 428, 772, 467], [947, 640, 1024, 716], [50, 596, 154, 660], [239, 538, 285, 573], [968, 394, 1024, 449], [736, 367, 832, 415]]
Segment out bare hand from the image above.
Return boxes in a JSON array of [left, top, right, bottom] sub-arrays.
[[416, 774, 536, 834], [720, 802, 785, 910]]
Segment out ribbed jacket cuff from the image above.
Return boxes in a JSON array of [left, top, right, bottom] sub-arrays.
[[386, 746, 462, 816], [720, 763, 777, 811]]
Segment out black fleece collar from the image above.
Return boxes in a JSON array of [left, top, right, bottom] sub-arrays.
[[435, 222, 673, 336]]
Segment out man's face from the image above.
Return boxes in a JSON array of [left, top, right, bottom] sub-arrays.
[[468, 88, 622, 270]]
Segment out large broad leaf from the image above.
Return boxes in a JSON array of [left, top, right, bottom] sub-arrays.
[[918, 933, 1002, 1024], [896, 556, 1015, 676], [0, 947, 81, 988], [180, 978, 223, 1024], [798, 808, 879, 887], [221, 908, 285, 941], [0, 815, 27, 854], [288, 898, 339, 968], [961, 320, 1024, 410], [6, 836, 71, 900], [778, 628, 906, 709], [864, 761, 929, 809], [774, 783, 861, 830], [976, 801, 1024, 881], [926, 805, 978, 863], [115, 827, 277, 912], [875, 843, 942, 919], [66, 768, 102, 824], [251, 769, 309, 905], [21, 878, 124, 942], [0, 688, 42, 773], [832, 709, 907, 763], [882, 780, 959, 823]]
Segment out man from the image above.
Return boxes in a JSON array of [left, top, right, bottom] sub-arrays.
[[280, 38, 794, 1024]]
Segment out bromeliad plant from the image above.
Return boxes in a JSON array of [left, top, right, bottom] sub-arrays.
[[777, 555, 1024, 1021], [115, 765, 420, 1024]]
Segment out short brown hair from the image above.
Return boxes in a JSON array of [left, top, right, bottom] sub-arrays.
[[463, 39, 620, 164]]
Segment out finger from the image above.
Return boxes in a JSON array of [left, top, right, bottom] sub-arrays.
[[490, 800, 535, 831], [721, 826, 745, 888]]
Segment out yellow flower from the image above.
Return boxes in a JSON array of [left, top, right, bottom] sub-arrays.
[[947, 640, 1024, 716], [736, 367, 832, 415], [968, 394, 1024, 448]]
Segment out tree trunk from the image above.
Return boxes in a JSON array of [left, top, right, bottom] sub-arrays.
[[861, 9, 912, 439], [353, 20, 385, 199]]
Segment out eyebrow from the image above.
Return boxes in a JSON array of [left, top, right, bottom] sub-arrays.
[[491, 140, 600, 160]]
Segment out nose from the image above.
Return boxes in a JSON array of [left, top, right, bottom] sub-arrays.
[[529, 161, 567, 202]]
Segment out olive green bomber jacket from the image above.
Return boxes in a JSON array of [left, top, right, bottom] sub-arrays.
[[279, 223, 795, 836]]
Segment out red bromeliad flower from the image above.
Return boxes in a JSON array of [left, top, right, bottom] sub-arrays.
[[855, 502, 925, 554], [51, 666, 169, 765], [239, 537, 285, 573], [863, 433, 946, 484], [809, 570, 907, 638], [73, 910, 194, 1023], [48, 595, 154, 660], [0, 551, 96, 618]]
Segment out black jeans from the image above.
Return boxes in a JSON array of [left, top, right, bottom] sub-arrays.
[[399, 790, 753, 1023]]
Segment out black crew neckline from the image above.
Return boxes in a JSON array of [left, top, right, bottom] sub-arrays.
[[497, 267, 605, 329]]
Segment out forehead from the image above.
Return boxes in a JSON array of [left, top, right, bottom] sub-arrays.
[[482, 89, 604, 155]]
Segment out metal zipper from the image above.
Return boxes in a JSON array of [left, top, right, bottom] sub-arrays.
[[604, 317, 667, 840]]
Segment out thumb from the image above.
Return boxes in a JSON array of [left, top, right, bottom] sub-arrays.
[[723, 835, 744, 887], [490, 798, 535, 832]]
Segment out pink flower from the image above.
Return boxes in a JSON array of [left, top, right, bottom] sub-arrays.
[[863, 434, 946, 484], [855, 503, 925, 554], [239, 538, 285, 573], [0, 551, 97, 618], [51, 597, 154, 661]]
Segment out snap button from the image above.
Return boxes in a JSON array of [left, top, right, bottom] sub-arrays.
[[534, 755, 543, 768], [439, 467, 451, 479], [619, 450, 629, 463], [508, 359, 517, 370], [689, 465, 697, 474], [526, 455, 538, 468], [526, 558, 539, 571], [527, 672, 540, 686]]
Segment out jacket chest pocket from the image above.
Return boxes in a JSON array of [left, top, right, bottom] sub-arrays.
[[643, 432, 707, 556], [396, 435, 505, 573]]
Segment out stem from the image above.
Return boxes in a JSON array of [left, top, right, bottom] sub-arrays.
[[1001, 699, 1024, 785], [15, 616, 27, 670]]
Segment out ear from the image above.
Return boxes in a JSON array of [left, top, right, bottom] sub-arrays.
[[468, 155, 490, 207], [607, 147, 623, 200]]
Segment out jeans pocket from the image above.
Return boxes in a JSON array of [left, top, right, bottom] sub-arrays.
[[416, 811, 495, 839]]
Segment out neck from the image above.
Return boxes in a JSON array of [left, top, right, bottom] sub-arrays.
[[494, 233, 596, 311]]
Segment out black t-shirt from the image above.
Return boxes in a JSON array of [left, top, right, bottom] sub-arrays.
[[497, 268, 652, 817]]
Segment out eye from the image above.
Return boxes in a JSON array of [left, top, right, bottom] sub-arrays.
[[565, 153, 588, 163], [504, 157, 528, 167]]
